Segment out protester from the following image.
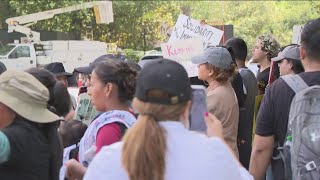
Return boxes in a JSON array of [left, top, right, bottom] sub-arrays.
[[65, 59, 138, 179], [124, 58, 142, 72], [74, 55, 141, 123], [231, 69, 246, 109], [82, 59, 253, 180], [272, 44, 304, 76], [250, 18, 320, 180], [225, 37, 258, 169], [251, 34, 280, 95], [44, 62, 77, 110], [74, 54, 123, 122], [26, 68, 72, 119], [0, 70, 63, 180], [192, 46, 239, 158]]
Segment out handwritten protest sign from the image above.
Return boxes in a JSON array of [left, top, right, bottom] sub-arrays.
[[161, 38, 203, 77], [169, 14, 224, 48], [75, 93, 99, 125]]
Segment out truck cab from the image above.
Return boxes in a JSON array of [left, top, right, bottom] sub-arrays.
[[0, 43, 37, 70]]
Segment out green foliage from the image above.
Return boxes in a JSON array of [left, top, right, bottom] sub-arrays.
[[1, 0, 319, 58], [183, 1, 319, 58], [123, 49, 144, 62]]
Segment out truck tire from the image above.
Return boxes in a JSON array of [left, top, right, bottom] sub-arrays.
[[0, 62, 7, 75]]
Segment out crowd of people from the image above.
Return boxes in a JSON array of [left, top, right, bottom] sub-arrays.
[[0, 18, 319, 180]]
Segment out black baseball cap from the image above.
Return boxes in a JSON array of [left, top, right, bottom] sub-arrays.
[[74, 54, 123, 74], [135, 59, 191, 105], [43, 62, 72, 77]]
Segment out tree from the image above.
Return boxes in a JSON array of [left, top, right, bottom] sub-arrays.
[[1, 1, 319, 55]]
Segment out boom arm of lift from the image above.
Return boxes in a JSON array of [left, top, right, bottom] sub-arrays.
[[5, 1, 113, 43]]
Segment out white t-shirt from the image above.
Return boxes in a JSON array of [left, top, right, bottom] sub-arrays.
[[84, 121, 253, 180], [246, 59, 259, 77]]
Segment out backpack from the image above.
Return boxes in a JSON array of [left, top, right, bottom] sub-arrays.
[[278, 74, 320, 180]]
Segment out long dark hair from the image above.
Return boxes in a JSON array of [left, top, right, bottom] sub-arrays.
[[26, 68, 71, 117]]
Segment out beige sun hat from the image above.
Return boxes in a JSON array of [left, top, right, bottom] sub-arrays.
[[0, 70, 61, 123]]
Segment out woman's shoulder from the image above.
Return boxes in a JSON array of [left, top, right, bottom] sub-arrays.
[[84, 142, 125, 180]]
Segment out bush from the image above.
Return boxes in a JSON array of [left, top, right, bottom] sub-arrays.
[[123, 49, 144, 62]]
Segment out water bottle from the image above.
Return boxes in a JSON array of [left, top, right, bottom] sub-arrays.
[[285, 135, 292, 147]]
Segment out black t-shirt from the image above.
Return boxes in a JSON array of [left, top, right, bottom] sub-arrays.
[[257, 65, 280, 95], [231, 73, 245, 108], [255, 71, 320, 180], [0, 118, 51, 180]]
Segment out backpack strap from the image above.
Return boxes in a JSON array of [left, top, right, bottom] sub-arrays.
[[281, 74, 308, 93], [272, 74, 308, 160]]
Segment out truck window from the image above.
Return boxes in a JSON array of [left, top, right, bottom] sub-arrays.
[[0, 44, 15, 56], [9, 46, 31, 58]]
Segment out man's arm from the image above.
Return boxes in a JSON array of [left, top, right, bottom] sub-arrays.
[[249, 134, 274, 180]]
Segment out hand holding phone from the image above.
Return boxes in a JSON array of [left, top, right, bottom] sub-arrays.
[[189, 85, 208, 132]]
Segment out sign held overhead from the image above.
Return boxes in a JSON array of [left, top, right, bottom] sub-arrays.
[[169, 14, 224, 48], [161, 38, 204, 77]]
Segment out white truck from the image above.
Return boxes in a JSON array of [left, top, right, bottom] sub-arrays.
[[1, 1, 113, 72], [0, 40, 110, 72]]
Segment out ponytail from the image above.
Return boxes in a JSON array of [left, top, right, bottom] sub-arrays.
[[121, 97, 188, 180], [122, 114, 166, 180]]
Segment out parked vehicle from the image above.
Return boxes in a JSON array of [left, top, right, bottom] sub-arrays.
[[1, 1, 113, 72]]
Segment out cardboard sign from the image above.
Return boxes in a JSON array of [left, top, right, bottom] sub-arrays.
[[161, 38, 204, 77], [75, 93, 99, 125], [169, 14, 224, 48]]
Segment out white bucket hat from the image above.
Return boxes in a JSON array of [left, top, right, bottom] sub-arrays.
[[0, 70, 61, 123]]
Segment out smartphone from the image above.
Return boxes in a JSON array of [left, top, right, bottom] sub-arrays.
[[189, 85, 208, 132]]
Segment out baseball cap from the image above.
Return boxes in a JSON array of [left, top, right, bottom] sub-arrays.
[[135, 59, 191, 105], [272, 45, 300, 62], [191, 46, 233, 69], [74, 54, 122, 74]]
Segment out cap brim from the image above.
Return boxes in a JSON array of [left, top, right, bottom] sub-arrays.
[[191, 55, 207, 64], [271, 56, 284, 62], [0, 91, 61, 123], [74, 66, 93, 74]]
